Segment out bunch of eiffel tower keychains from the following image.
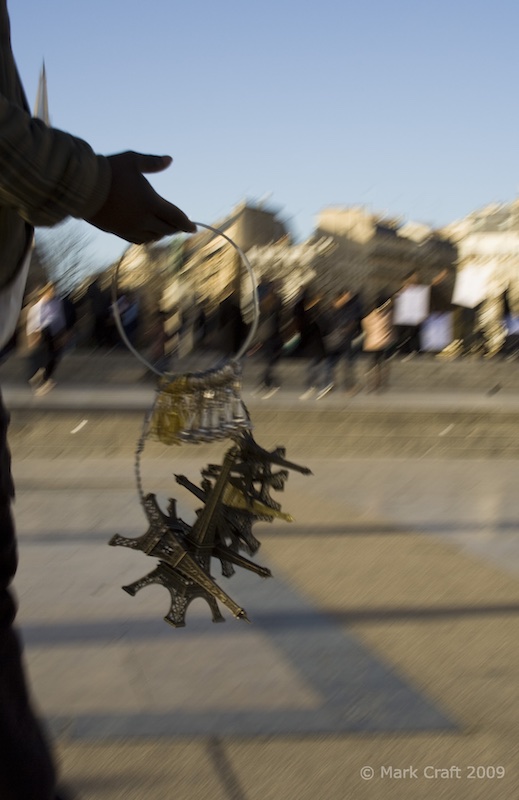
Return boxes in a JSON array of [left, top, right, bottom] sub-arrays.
[[109, 224, 311, 627]]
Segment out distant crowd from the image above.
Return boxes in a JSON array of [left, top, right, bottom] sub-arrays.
[[215, 269, 517, 399], [1, 268, 516, 397]]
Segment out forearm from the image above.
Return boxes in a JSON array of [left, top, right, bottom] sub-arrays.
[[0, 95, 110, 226]]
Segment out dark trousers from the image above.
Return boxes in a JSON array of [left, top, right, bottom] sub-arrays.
[[395, 324, 421, 354], [93, 313, 112, 348], [261, 335, 283, 388], [325, 341, 357, 387], [41, 328, 63, 383], [0, 395, 58, 800]]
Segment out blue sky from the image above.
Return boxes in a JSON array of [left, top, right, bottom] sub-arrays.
[[9, 0, 519, 266]]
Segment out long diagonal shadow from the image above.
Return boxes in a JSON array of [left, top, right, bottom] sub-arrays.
[[22, 566, 463, 739], [273, 602, 519, 625], [17, 519, 519, 545], [20, 601, 519, 646]]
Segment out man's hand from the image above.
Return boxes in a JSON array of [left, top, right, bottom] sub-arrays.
[[86, 151, 196, 243]]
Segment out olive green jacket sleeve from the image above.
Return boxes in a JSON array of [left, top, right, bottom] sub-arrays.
[[0, 95, 111, 227], [0, 96, 111, 289]]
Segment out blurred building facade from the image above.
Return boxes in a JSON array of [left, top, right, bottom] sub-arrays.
[[94, 202, 291, 351], [443, 201, 519, 352], [315, 206, 456, 300], [160, 201, 290, 325], [78, 197, 519, 357], [444, 201, 519, 310]]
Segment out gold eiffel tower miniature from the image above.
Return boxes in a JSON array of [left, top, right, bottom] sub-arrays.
[[110, 433, 310, 627]]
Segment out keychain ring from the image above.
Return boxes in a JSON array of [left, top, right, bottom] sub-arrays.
[[107, 222, 312, 630], [111, 222, 260, 376]]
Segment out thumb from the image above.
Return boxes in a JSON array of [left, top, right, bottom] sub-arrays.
[[134, 153, 173, 174]]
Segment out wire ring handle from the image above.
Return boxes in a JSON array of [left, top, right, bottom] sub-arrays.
[[111, 222, 260, 377]]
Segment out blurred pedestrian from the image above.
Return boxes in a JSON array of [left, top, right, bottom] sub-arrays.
[[121, 289, 140, 347], [394, 270, 422, 358], [25, 283, 67, 395], [24, 285, 45, 384], [361, 293, 395, 392], [192, 302, 208, 350], [296, 287, 329, 400], [61, 292, 78, 351], [86, 277, 111, 348], [145, 309, 170, 375], [218, 288, 247, 356], [256, 281, 284, 398], [324, 288, 363, 394]]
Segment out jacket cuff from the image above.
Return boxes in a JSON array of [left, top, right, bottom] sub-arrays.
[[77, 154, 111, 221]]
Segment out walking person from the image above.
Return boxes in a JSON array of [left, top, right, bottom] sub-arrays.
[[86, 277, 111, 348], [24, 286, 45, 386], [26, 282, 67, 395], [192, 302, 208, 351], [0, 3, 196, 798], [394, 270, 422, 358], [361, 293, 395, 393], [296, 287, 329, 400], [217, 288, 247, 356], [120, 289, 140, 348], [144, 309, 170, 376], [324, 288, 363, 394], [256, 281, 284, 398], [61, 292, 78, 353]]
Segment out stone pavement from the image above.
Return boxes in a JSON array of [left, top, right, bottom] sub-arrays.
[[3, 381, 519, 461], [3, 352, 519, 799]]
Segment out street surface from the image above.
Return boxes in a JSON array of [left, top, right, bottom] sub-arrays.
[[2, 359, 518, 799]]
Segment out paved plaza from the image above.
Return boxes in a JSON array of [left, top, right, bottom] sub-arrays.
[[2, 366, 519, 799]]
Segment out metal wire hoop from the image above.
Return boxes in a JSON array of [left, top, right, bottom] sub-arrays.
[[111, 222, 260, 377]]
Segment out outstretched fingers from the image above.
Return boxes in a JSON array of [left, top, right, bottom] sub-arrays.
[[134, 153, 173, 174], [154, 197, 197, 234]]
